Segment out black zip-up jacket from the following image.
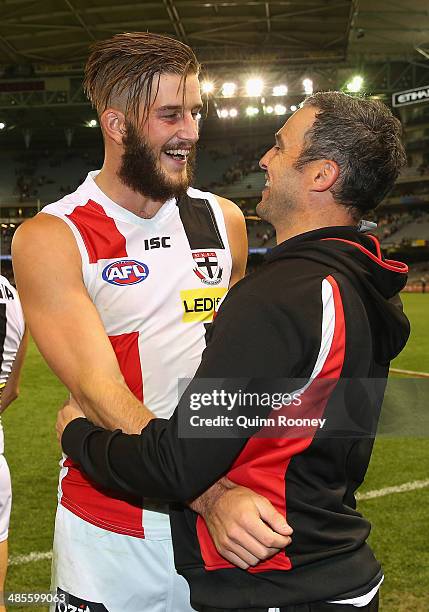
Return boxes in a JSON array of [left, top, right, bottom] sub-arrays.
[[63, 226, 410, 608]]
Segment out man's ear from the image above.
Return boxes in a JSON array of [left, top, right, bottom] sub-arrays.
[[311, 160, 339, 192], [99, 108, 126, 145]]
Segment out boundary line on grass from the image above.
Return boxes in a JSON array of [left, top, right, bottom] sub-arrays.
[[390, 367, 429, 378], [356, 478, 429, 501], [9, 551, 52, 566], [9, 479, 429, 566]]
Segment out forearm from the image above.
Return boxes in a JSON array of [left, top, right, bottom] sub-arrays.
[[0, 385, 18, 413], [0, 330, 29, 413], [62, 413, 246, 501], [74, 376, 154, 434], [61, 291, 297, 500], [189, 477, 236, 515]]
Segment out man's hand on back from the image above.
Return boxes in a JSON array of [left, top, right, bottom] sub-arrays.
[[190, 478, 293, 570], [56, 397, 86, 442]]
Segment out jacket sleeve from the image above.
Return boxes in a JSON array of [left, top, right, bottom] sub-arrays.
[[62, 290, 305, 501]]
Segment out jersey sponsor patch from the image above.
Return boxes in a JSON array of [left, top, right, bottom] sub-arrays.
[[180, 287, 227, 323], [102, 259, 149, 286], [192, 251, 223, 285]]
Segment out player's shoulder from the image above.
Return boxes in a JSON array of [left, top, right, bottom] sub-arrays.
[[215, 196, 246, 240], [187, 187, 244, 225], [0, 273, 11, 285], [41, 186, 83, 217], [12, 208, 79, 262], [214, 194, 244, 220], [13, 210, 64, 240], [14, 182, 87, 244], [0, 274, 17, 297], [0, 276, 22, 323]]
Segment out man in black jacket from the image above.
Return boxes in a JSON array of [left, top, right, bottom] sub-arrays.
[[57, 91, 410, 611]]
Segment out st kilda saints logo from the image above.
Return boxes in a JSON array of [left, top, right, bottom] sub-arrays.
[[192, 251, 222, 286]]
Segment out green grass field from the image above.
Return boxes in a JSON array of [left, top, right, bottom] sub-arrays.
[[2, 293, 428, 611]]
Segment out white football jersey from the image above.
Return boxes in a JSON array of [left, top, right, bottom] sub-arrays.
[[42, 171, 232, 539], [0, 275, 25, 454]]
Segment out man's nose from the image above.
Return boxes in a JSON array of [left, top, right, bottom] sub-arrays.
[[259, 148, 273, 170], [177, 114, 199, 142]]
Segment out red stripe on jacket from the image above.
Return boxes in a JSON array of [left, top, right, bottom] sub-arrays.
[[196, 275, 346, 571]]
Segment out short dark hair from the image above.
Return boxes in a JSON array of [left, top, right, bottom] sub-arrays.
[[295, 91, 407, 215], [84, 32, 200, 125]]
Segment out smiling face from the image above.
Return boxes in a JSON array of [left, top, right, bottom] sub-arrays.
[[118, 72, 202, 201], [257, 105, 318, 225]]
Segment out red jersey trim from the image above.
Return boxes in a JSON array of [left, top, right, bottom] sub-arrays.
[[109, 332, 144, 402], [196, 275, 346, 572], [66, 199, 127, 263], [60, 458, 145, 539], [60, 332, 144, 535], [61, 499, 145, 539]]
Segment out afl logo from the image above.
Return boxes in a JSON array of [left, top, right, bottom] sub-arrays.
[[102, 260, 149, 286]]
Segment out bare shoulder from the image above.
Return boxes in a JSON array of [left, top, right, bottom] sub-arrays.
[[213, 195, 248, 284], [14, 211, 70, 236], [213, 195, 245, 226], [12, 213, 78, 258]]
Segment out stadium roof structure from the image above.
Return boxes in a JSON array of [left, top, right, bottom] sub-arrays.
[[0, 0, 428, 147], [0, 0, 428, 70]]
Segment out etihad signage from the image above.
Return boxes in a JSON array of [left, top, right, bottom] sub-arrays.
[[392, 85, 429, 107]]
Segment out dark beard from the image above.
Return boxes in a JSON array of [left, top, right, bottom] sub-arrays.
[[118, 121, 195, 202]]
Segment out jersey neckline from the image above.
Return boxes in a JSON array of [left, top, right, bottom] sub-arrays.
[[80, 170, 177, 226]]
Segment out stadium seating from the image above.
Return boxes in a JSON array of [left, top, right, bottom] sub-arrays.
[[0, 149, 102, 206], [383, 215, 429, 244]]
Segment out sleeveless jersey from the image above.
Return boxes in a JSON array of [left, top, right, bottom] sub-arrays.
[[42, 170, 232, 539], [0, 276, 25, 454]]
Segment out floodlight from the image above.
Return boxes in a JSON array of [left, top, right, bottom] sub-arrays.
[[88, 119, 97, 128], [222, 82, 237, 97], [229, 108, 238, 118], [346, 75, 364, 93], [219, 109, 229, 118], [265, 106, 274, 114], [273, 85, 288, 97], [303, 79, 313, 95], [290, 105, 297, 112], [274, 104, 287, 115], [201, 81, 214, 95], [245, 106, 259, 117], [0, 122, 5, 130], [246, 78, 264, 97]]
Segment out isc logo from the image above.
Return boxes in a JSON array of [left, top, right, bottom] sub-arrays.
[[102, 259, 149, 286]]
